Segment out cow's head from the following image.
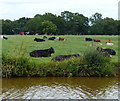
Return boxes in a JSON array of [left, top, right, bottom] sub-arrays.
[[97, 47, 103, 52], [49, 47, 55, 53], [34, 38, 37, 41]]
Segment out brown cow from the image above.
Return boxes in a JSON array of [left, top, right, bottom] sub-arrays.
[[57, 37, 67, 41], [106, 40, 110, 43], [93, 39, 101, 42]]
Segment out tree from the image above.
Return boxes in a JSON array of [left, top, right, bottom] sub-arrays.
[[89, 13, 103, 35], [2, 20, 13, 34], [41, 13, 66, 34], [12, 17, 29, 34], [74, 13, 89, 34], [61, 11, 89, 34], [25, 17, 43, 33], [88, 20, 104, 35], [89, 16, 118, 35], [102, 18, 118, 35], [89, 12, 103, 25], [41, 20, 57, 34], [1, 11, 119, 35]]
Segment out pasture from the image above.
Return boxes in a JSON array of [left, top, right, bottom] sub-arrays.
[[2, 35, 118, 64]]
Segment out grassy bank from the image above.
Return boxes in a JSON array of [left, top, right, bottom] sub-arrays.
[[1, 35, 119, 77], [2, 50, 117, 77]]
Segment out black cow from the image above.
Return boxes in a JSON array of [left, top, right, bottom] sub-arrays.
[[43, 36, 47, 39], [48, 37, 56, 40], [34, 38, 45, 42], [30, 47, 55, 57], [1, 36, 8, 40], [52, 54, 80, 61], [85, 38, 92, 41], [97, 47, 116, 56]]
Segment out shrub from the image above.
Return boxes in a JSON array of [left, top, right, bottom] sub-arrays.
[[81, 48, 115, 76]]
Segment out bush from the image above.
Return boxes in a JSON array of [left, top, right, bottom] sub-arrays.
[[2, 54, 30, 77], [81, 48, 115, 76], [83, 49, 108, 66]]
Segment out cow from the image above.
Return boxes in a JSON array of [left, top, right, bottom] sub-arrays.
[[48, 37, 56, 40], [43, 36, 47, 39], [85, 38, 92, 41], [106, 40, 111, 43], [106, 42, 114, 46], [57, 37, 67, 41], [34, 38, 45, 42], [52, 54, 80, 61], [1, 36, 8, 40], [30, 47, 55, 57], [97, 47, 116, 57], [93, 39, 101, 42]]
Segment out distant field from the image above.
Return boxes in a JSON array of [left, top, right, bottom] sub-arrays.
[[2, 35, 118, 63]]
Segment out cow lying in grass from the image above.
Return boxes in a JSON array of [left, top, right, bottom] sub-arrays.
[[1, 36, 8, 40], [34, 38, 45, 42], [85, 38, 92, 41], [97, 47, 116, 57], [43, 36, 47, 39], [48, 37, 56, 40], [57, 37, 67, 41], [85, 38, 101, 42], [93, 39, 101, 42], [106, 42, 114, 46], [106, 40, 114, 45], [106, 40, 110, 43], [52, 54, 80, 61], [30, 47, 55, 57]]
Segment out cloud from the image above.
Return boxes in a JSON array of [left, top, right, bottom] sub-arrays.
[[0, 0, 119, 20]]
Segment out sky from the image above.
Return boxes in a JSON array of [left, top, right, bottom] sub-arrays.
[[0, 0, 119, 21]]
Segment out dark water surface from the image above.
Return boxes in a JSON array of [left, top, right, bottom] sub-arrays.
[[1, 77, 118, 99]]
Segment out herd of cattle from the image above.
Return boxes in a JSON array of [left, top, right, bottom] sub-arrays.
[[85, 38, 114, 45], [34, 36, 67, 42], [29, 46, 116, 61], [1, 35, 116, 61]]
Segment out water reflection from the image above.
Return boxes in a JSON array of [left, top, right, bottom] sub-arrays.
[[1, 77, 118, 99]]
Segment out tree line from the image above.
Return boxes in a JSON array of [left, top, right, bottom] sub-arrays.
[[1, 11, 119, 35]]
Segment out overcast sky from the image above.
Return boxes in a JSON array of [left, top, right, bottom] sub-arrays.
[[0, 0, 119, 20]]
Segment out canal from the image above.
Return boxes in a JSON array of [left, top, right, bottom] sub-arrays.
[[0, 77, 118, 99]]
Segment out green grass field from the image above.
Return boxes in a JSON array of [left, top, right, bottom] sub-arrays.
[[2, 35, 118, 64]]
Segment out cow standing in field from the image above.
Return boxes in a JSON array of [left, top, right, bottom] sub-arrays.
[[52, 54, 80, 61], [34, 38, 45, 42], [30, 47, 55, 57]]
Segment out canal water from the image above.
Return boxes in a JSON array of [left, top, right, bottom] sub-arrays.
[[0, 77, 118, 99]]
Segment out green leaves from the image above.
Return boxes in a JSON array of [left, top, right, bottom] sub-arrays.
[[2, 11, 119, 35], [41, 20, 57, 34]]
